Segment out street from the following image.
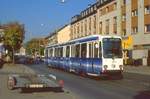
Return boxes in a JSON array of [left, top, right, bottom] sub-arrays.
[[28, 63, 150, 99], [0, 63, 150, 99], [0, 64, 77, 99]]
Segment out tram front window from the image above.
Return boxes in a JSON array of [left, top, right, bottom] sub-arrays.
[[103, 38, 122, 58]]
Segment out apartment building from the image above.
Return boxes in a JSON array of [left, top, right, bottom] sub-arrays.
[[71, 3, 97, 40], [46, 24, 71, 46], [97, 0, 121, 35], [47, 32, 58, 46], [70, 0, 150, 65], [71, 0, 122, 39], [121, 0, 150, 65], [57, 24, 71, 44]]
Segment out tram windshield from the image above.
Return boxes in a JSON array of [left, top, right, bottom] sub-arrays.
[[103, 38, 122, 58]]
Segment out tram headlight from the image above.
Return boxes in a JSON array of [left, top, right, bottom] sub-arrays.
[[104, 65, 108, 70]]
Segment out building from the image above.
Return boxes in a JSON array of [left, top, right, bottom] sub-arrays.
[[97, 0, 122, 36], [47, 32, 58, 46], [71, 0, 122, 40], [15, 46, 26, 56], [70, 0, 150, 65], [120, 0, 150, 65], [46, 24, 71, 45], [71, 3, 97, 40], [57, 24, 71, 44]]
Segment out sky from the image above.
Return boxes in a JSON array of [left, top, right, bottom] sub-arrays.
[[0, 0, 96, 42]]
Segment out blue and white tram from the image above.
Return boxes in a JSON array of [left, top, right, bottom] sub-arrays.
[[45, 35, 123, 77]]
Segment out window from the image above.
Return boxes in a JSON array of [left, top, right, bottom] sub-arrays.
[[105, 19, 109, 34], [77, 23, 79, 33], [93, 15, 96, 30], [113, 17, 117, 34], [103, 38, 122, 58], [89, 17, 91, 31], [106, 7, 109, 13], [75, 44, 80, 58], [145, 6, 150, 14], [91, 7, 93, 12], [48, 49, 53, 57], [81, 43, 87, 58], [99, 22, 102, 33], [58, 47, 63, 57], [89, 43, 93, 58], [113, 3, 117, 10], [113, 17, 117, 25], [85, 19, 87, 33], [145, 24, 150, 33], [66, 46, 70, 57], [122, 29, 126, 36], [99, 42, 102, 58], [71, 45, 75, 57], [123, 0, 126, 5], [74, 25, 76, 34], [122, 14, 126, 21], [81, 21, 83, 33], [132, 27, 138, 34], [54, 48, 58, 57], [99, 9, 102, 16], [132, 10, 138, 17], [94, 42, 99, 58]]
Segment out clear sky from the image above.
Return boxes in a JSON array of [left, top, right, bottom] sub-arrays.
[[0, 0, 96, 42]]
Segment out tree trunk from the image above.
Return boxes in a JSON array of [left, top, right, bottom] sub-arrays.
[[12, 46, 15, 64]]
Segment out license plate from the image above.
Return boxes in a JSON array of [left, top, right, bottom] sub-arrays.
[[29, 84, 44, 88]]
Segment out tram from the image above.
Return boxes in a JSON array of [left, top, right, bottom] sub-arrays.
[[45, 35, 123, 77]]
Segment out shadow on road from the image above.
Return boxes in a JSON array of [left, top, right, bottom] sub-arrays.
[[134, 90, 150, 99], [20, 87, 64, 93]]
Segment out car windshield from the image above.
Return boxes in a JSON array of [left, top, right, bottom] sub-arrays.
[[103, 38, 122, 58]]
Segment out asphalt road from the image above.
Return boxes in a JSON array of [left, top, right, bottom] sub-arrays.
[[28, 63, 150, 99], [0, 64, 76, 99]]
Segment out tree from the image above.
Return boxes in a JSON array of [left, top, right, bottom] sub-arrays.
[[3, 22, 25, 63], [25, 38, 45, 57]]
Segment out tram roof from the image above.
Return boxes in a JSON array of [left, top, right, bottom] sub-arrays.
[[46, 35, 121, 48]]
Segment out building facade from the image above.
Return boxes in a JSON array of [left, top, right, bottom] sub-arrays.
[[71, 3, 97, 40], [70, 0, 150, 65], [47, 32, 58, 46], [121, 0, 150, 65], [57, 24, 71, 44]]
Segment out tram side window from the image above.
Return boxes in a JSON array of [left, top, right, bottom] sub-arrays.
[[89, 43, 93, 58], [94, 42, 99, 58], [60, 47, 63, 57], [99, 42, 102, 58], [71, 45, 75, 57], [75, 44, 80, 58], [55, 48, 58, 57], [49, 49, 53, 57], [57, 47, 62, 57], [81, 43, 87, 58], [66, 46, 70, 57], [48, 49, 50, 57]]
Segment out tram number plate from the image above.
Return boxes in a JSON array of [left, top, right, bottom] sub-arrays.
[[29, 84, 44, 88]]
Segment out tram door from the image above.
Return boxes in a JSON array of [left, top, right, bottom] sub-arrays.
[[88, 42, 101, 74]]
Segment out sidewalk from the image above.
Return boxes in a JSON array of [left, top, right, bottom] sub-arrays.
[[124, 65, 150, 75], [0, 63, 36, 74]]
